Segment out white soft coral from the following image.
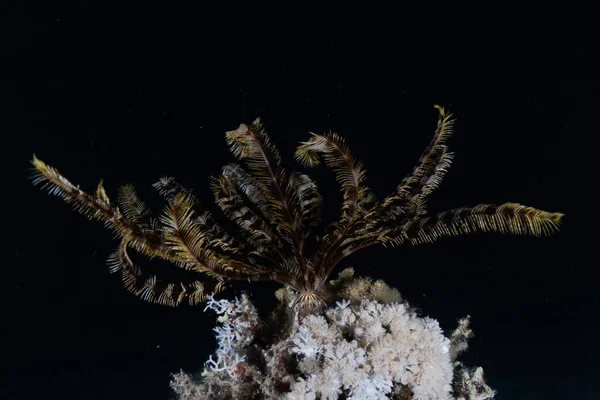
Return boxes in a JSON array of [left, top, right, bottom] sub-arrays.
[[287, 299, 454, 400], [170, 274, 495, 400]]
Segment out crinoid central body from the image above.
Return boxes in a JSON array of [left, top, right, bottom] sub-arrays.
[[32, 106, 563, 321]]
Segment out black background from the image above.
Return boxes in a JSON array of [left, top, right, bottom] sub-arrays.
[[3, 3, 598, 400]]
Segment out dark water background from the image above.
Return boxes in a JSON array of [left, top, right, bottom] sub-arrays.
[[3, 4, 596, 399]]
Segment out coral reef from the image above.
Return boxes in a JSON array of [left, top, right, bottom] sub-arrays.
[[170, 269, 496, 400]]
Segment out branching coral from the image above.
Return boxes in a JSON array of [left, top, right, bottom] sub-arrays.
[[290, 301, 453, 400], [170, 269, 495, 400]]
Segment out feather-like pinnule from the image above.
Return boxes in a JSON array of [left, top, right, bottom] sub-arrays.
[[31, 155, 119, 225], [225, 119, 301, 246], [108, 238, 223, 306], [294, 131, 374, 281], [294, 132, 368, 229], [153, 176, 193, 202], [153, 176, 244, 254], [372, 105, 455, 225], [32, 107, 564, 312], [31, 155, 171, 261], [210, 173, 280, 253], [286, 171, 323, 230], [221, 163, 272, 221], [117, 184, 159, 230], [381, 203, 564, 247], [160, 192, 268, 280], [167, 193, 285, 283], [95, 179, 111, 205]]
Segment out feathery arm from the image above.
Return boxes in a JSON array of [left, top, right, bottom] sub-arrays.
[[153, 176, 245, 255], [380, 203, 564, 247], [31, 156, 172, 261], [294, 132, 374, 278], [109, 237, 225, 306], [369, 105, 455, 225], [225, 119, 302, 247]]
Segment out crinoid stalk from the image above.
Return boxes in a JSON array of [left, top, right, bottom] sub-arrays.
[[31, 106, 563, 321]]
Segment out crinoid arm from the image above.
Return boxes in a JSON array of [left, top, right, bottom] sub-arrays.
[[380, 202, 564, 247], [107, 237, 227, 306], [30, 155, 284, 306], [369, 105, 456, 225], [30, 155, 169, 258], [294, 130, 377, 283], [293, 105, 563, 289], [221, 119, 327, 286], [224, 119, 301, 247]]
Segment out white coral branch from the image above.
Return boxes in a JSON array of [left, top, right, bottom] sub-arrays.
[[202, 294, 256, 378], [288, 299, 454, 400], [171, 283, 495, 400]]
